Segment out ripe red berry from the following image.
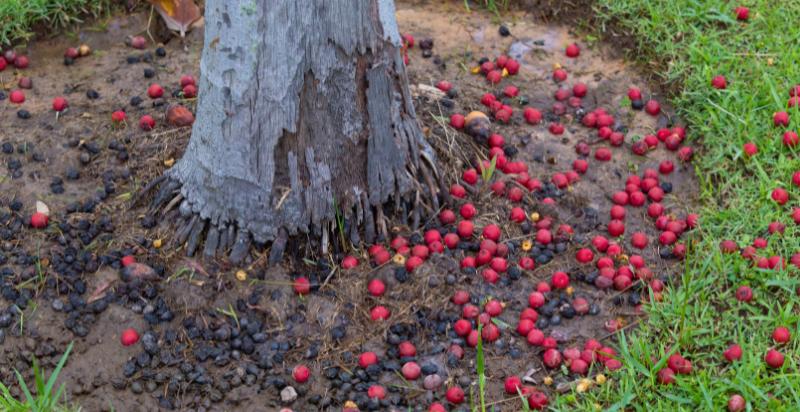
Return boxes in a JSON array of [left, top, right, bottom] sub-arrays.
[[401, 362, 421, 380], [743, 142, 757, 156], [543, 348, 562, 368], [536, 229, 552, 245], [112, 110, 127, 123], [370, 305, 390, 320], [565, 43, 580, 58], [359, 351, 378, 368], [734, 6, 749, 21], [121, 328, 140, 346], [595, 147, 612, 161], [13, 55, 29, 69], [572, 82, 588, 98], [783, 131, 799, 147], [292, 365, 310, 383], [450, 114, 465, 129], [774, 111, 790, 127], [772, 188, 789, 205], [528, 291, 545, 308], [711, 75, 727, 89], [631, 232, 648, 249], [30, 212, 48, 229], [436, 80, 452, 92], [462, 168, 478, 185], [368, 385, 386, 399], [773, 326, 791, 343], [553, 69, 567, 82], [457, 221, 474, 239], [9, 90, 25, 104], [657, 368, 675, 385], [293, 277, 311, 295], [139, 115, 156, 131], [51, 97, 68, 112], [528, 391, 549, 409], [147, 83, 164, 99], [728, 394, 746, 412], [505, 59, 520, 75], [180, 75, 196, 87], [486, 70, 502, 84], [551, 271, 569, 289], [121, 255, 136, 267], [368, 279, 385, 296], [460, 203, 477, 219], [341, 255, 358, 269], [723, 344, 743, 362], [735, 285, 753, 302], [454, 319, 472, 337], [183, 84, 198, 98], [645, 100, 661, 116], [765, 349, 785, 368], [548, 122, 565, 135], [446, 386, 465, 404], [575, 248, 594, 263], [608, 219, 625, 237]]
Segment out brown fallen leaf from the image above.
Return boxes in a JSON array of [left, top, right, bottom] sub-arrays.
[[148, 0, 202, 37], [121, 262, 160, 282], [87, 278, 116, 304]]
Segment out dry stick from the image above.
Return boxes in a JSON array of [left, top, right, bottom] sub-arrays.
[[162, 193, 183, 216], [129, 174, 167, 206]]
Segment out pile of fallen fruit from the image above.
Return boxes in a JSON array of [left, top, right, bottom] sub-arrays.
[[0, 14, 711, 412]]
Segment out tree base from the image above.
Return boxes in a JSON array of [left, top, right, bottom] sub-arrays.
[[140, 157, 444, 265]]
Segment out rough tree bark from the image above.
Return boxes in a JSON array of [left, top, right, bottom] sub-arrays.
[[147, 0, 439, 263]]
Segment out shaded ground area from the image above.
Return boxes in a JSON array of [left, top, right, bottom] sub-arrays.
[[0, 2, 697, 411]]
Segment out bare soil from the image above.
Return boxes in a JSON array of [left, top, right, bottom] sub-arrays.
[[0, 2, 696, 411]]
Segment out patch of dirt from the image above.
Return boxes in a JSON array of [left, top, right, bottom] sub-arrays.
[[0, 2, 697, 412]]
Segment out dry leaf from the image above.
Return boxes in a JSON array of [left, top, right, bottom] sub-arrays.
[[148, 0, 202, 37]]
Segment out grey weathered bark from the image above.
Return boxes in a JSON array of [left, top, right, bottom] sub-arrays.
[[148, 0, 438, 262]]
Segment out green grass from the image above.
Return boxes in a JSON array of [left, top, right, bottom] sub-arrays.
[[464, 0, 510, 18], [0, 342, 79, 412], [0, 0, 112, 46], [548, 1, 800, 411]]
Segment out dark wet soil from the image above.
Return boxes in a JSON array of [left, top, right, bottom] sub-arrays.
[[0, 2, 697, 412]]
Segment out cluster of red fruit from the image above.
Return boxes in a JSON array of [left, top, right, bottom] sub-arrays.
[[2, 50, 32, 105], [0, 49, 30, 71]]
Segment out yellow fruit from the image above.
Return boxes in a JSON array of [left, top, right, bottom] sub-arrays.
[[530, 212, 540, 222], [78, 44, 91, 56], [595, 374, 607, 385], [543, 376, 553, 386], [235, 270, 247, 281], [576, 382, 589, 393], [164, 158, 175, 167], [392, 254, 406, 265], [521, 239, 533, 251], [153, 239, 162, 249], [471, 66, 481, 74], [565, 286, 574, 296]]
